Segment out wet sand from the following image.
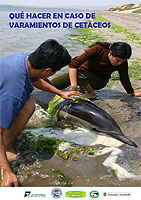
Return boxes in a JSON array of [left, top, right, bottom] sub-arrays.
[[99, 11, 141, 35]]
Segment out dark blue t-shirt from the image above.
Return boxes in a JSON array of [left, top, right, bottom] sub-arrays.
[[0, 54, 34, 129]]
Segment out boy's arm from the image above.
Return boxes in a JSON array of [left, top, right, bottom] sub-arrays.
[[0, 127, 18, 187], [32, 79, 80, 100], [69, 68, 78, 91]]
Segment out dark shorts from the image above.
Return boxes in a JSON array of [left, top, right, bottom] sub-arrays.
[[51, 69, 106, 90], [77, 69, 106, 90]]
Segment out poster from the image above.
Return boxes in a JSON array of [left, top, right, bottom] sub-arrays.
[[0, 0, 141, 199]]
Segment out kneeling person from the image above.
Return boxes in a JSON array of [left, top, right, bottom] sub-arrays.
[[51, 41, 141, 98], [0, 39, 80, 187]]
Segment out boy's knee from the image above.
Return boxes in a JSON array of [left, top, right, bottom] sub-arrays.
[[51, 73, 70, 89]]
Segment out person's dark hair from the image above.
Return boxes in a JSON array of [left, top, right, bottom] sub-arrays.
[[90, 41, 132, 59], [28, 39, 71, 71], [89, 41, 111, 49], [110, 42, 132, 59]]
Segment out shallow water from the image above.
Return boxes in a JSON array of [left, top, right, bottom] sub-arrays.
[[0, 5, 86, 57]]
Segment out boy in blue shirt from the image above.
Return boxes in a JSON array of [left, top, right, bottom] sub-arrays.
[[0, 39, 80, 187]]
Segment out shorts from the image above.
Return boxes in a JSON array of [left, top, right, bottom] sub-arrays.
[[50, 69, 106, 90], [77, 69, 106, 90]]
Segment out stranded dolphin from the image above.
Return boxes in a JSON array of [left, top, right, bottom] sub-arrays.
[[32, 90, 137, 147]]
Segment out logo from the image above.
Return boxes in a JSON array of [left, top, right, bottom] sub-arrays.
[[24, 191, 31, 197], [66, 191, 86, 198], [90, 191, 99, 198], [24, 191, 46, 198], [51, 188, 62, 199], [103, 192, 131, 197]]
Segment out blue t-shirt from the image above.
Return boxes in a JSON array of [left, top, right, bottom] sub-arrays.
[[0, 54, 34, 129]]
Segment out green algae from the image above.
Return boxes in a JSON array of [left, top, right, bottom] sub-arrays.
[[57, 145, 98, 162], [111, 168, 118, 176], [47, 95, 64, 120], [70, 14, 141, 47], [94, 15, 141, 44], [88, 151, 96, 156], [57, 151, 70, 161], [70, 30, 107, 47], [72, 157, 79, 161], [48, 95, 90, 120], [132, 9, 141, 13], [104, 102, 115, 110], [14, 131, 62, 159], [14, 127, 99, 165], [128, 59, 141, 80], [53, 170, 73, 186], [131, 161, 141, 170], [36, 135, 61, 154], [108, 4, 141, 13]]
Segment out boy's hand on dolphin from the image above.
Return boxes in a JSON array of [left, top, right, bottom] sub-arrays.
[[60, 91, 81, 100], [1, 172, 18, 187]]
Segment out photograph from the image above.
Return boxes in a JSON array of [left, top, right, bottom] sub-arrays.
[[0, 0, 141, 198]]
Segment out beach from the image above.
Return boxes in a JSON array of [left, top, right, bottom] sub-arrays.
[[99, 11, 141, 35]]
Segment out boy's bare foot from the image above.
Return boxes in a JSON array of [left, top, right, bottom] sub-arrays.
[[81, 93, 96, 99], [6, 149, 18, 163]]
